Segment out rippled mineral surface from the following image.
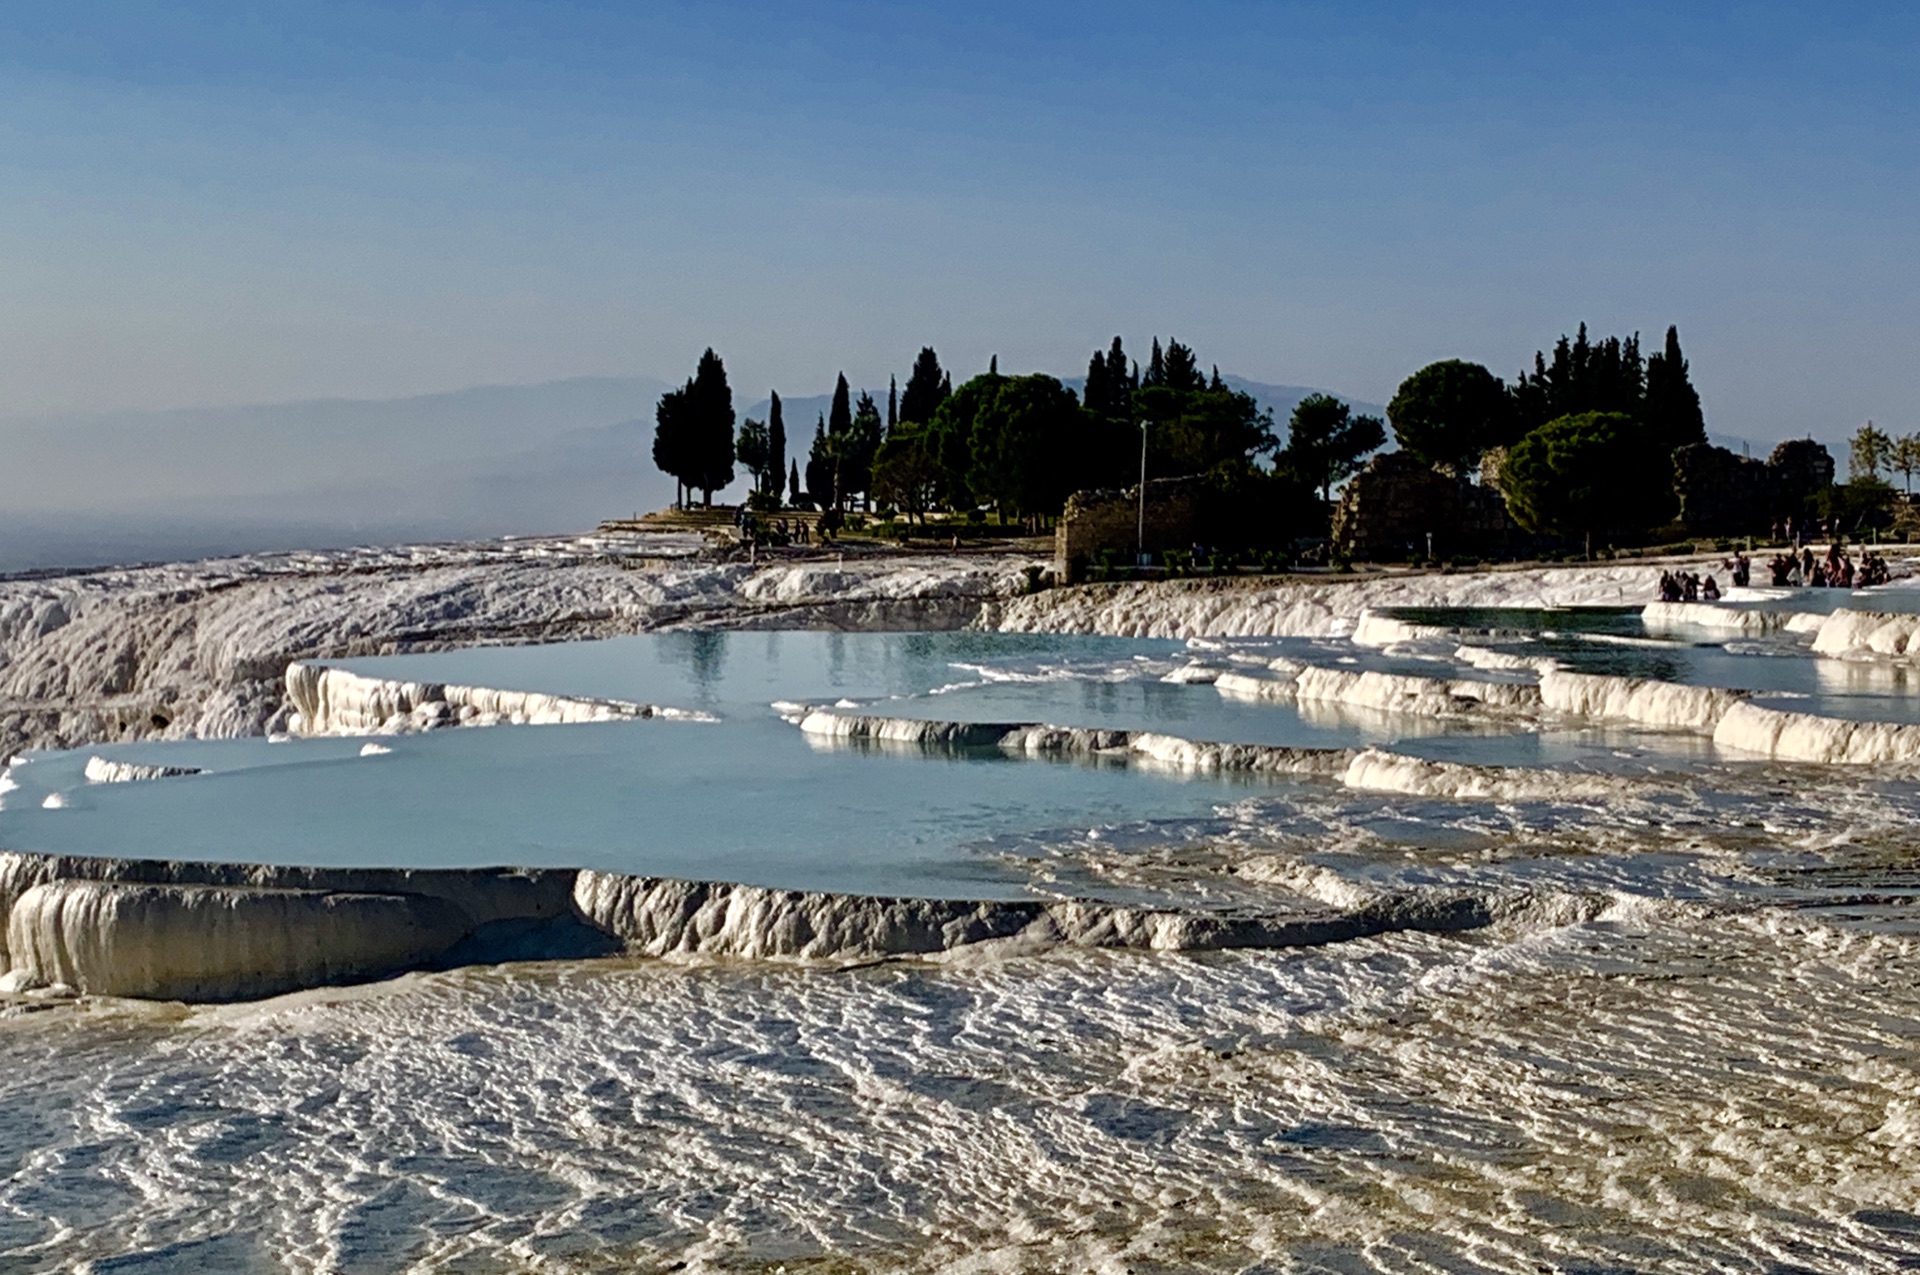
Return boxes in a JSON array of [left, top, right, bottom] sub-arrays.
[[3, 599, 1919, 1272]]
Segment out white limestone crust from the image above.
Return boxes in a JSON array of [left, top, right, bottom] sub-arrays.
[[82, 757, 203, 783], [283, 663, 696, 735]]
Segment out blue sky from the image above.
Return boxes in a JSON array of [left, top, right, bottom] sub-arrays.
[[1, 2, 1914, 445]]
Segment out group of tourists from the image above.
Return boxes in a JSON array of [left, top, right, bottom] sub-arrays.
[[1764, 544, 1890, 589], [1655, 543, 1898, 599], [735, 509, 832, 548], [1657, 569, 1722, 602]]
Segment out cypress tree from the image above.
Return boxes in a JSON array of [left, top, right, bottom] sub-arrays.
[[888, 376, 898, 431], [829, 373, 852, 439], [1104, 338, 1133, 421], [806, 415, 834, 507], [989, 354, 998, 375], [767, 390, 787, 499], [846, 390, 884, 508], [788, 458, 800, 505], [900, 348, 948, 425], [685, 348, 735, 504], [1145, 338, 1166, 387], [1643, 325, 1706, 451], [940, 371, 952, 398], [652, 383, 692, 509], [1084, 349, 1110, 418], [1162, 339, 1201, 391]]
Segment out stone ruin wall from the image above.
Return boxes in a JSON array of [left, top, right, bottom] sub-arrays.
[[1331, 453, 1516, 562], [1054, 479, 1201, 582]]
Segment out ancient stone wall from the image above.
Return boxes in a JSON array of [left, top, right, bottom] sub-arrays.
[[1673, 439, 1836, 535], [1331, 452, 1515, 561], [1054, 479, 1201, 581]]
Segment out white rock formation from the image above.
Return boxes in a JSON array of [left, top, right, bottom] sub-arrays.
[[0, 852, 577, 976], [797, 709, 1350, 775], [1292, 666, 1542, 717], [1537, 669, 1746, 734], [1339, 748, 1631, 802], [570, 872, 1492, 961], [1454, 644, 1558, 674], [1711, 701, 1920, 765], [1212, 671, 1297, 701], [6, 880, 469, 1001], [1810, 610, 1920, 659], [282, 663, 684, 736], [0, 846, 1498, 999], [1641, 601, 1798, 634], [988, 562, 1681, 640], [0, 535, 1041, 756], [1349, 611, 1452, 649], [82, 757, 203, 783]]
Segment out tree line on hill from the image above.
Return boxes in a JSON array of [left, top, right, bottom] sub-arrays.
[[652, 323, 1894, 557], [650, 335, 1391, 546]]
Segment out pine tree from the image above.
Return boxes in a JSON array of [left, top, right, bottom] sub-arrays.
[[900, 348, 948, 425], [767, 390, 787, 500]]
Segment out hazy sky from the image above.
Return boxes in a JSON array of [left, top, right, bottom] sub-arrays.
[[2, 2, 1914, 443]]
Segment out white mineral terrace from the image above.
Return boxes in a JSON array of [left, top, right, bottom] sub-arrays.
[[3, 543, 1920, 1009]]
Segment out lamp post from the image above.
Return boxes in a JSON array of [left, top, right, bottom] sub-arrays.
[[1136, 417, 1149, 566]]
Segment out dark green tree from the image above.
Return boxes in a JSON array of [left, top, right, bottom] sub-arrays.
[[1161, 339, 1203, 391], [734, 417, 772, 493], [872, 420, 941, 523], [788, 458, 801, 505], [1143, 338, 1166, 387], [1134, 377, 1275, 479], [968, 374, 1082, 519], [925, 365, 1006, 511], [829, 372, 852, 438], [1084, 347, 1111, 418], [844, 390, 885, 507], [1105, 337, 1133, 420], [1512, 325, 1646, 431], [1851, 421, 1895, 481], [805, 415, 834, 507], [899, 347, 948, 425], [683, 348, 736, 504], [652, 384, 693, 508], [1387, 360, 1513, 471], [1497, 412, 1675, 556], [1641, 325, 1706, 452], [1280, 394, 1387, 500], [767, 391, 787, 499]]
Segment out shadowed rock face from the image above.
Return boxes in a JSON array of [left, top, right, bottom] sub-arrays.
[[5, 881, 471, 1001], [0, 846, 1501, 1003]]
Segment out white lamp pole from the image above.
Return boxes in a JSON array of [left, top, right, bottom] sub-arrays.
[[1137, 418, 1148, 564]]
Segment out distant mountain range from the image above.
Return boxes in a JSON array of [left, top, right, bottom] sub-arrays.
[[0, 373, 1383, 572]]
